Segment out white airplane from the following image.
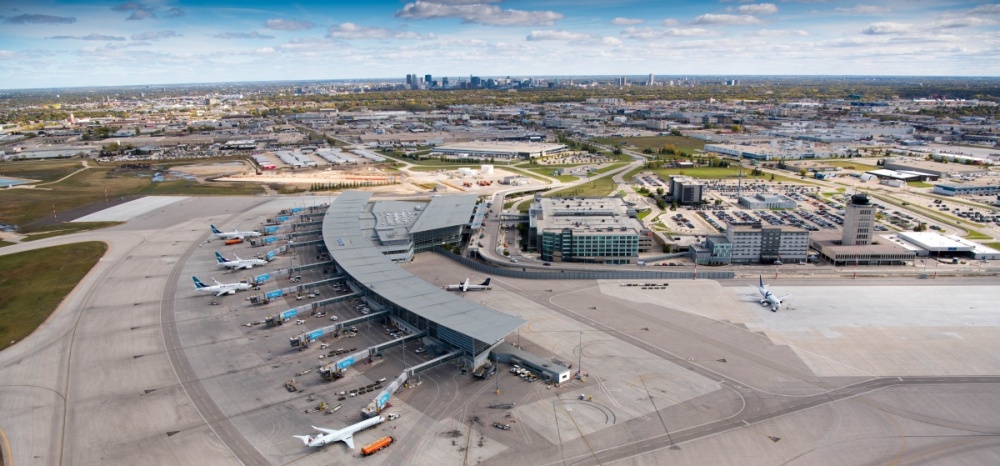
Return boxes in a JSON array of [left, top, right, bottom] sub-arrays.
[[293, 416, 384, 449], [215, 252, 267, 270], [192, 276, 252, 297], [210, 224, 261, 240], [444, 277, 491, 292], [757, 275, 791, 312]]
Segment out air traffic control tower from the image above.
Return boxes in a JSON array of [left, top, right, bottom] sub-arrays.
[[322, 191, 525, 369]]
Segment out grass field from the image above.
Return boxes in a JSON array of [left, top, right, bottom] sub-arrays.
[[823, 160, 880, 170], [907, 181, 935, 188], [546, 174, 618, 197], [0, 241, 107, 351], [21, 222, 123, 241], [591, 135, 706, 154], [986, 242, 1000, 251], [0, 159, 262, 232], [650, 166, 744, 179]]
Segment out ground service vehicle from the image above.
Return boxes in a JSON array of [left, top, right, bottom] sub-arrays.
[[361, 436, 394, 456]]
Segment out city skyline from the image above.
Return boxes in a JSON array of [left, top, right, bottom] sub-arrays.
[[1, 0, 998, 90]]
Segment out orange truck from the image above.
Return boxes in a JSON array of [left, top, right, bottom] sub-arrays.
[[361, 436, 394, 456], [224, 238, 243, 245]]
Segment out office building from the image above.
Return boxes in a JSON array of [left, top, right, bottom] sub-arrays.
[[842, 193, 875, 246], [726, 223, 809, 264], [527, 195, 653, 264], [738, 192, 797, 210], [669, 175, 704, 205], [647, 73, 655, 86]]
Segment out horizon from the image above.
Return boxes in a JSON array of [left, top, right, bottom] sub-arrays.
[[1, 1, 999, 90], [4, 73, 1000, 94]]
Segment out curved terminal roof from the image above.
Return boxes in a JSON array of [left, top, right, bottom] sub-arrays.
[[323, 191, 524, 346]]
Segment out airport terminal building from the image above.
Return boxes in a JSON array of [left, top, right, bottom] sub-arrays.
[[323, 191, 524, 368]]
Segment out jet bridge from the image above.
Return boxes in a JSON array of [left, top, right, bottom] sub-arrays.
[[317, 329, 424, 379], [289, 310, 389, 349], [359, 349, 463, 418]]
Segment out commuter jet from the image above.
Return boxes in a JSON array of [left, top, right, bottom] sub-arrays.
[[192, 276, 252, 296], [215, 252, 267, 270], [757, 275, 791, 312], [444, 277, 491, 292], [293, 416, 384, 449], [210, 224, 261, 240]]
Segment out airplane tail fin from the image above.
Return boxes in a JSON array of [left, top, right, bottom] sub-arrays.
[[759, 275, 765, 288], [480, 278, 491, 286], [215, 252, 226, 263], [210, 224, 221, 234], [292, 435, 312, 446], [193, 277, 206, 289]]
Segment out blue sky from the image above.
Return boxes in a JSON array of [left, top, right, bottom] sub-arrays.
[[1, 0, 998, 89]]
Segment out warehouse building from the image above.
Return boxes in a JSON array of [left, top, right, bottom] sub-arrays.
[[433, 141, 567, 159]]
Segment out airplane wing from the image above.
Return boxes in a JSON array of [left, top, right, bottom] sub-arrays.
[[215, 290, 227, 297], [342, 436, 354, 450], [313, 426, 338, 435], [778, 294, 792, 300]]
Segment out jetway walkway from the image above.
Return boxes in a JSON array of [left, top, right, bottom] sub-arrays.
[[409, 349, 463, 376], [360, 349, 464, 417], [372, 331, 426, 354], [336, 310, 389, 329]]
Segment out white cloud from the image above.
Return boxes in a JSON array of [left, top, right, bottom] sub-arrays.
[[833, 5, 890, 15], [601, 37, 623, 46], [264, 19, 316, 31], [48, 34, 126, 41], [692, 14, 762, 26], [327, 23, 436, 40], [932, 17, 995, 29], [754, 29, 808, 36], [737, 3, 778, 15], [130, 31, 181, 41], [611, 17, 644, 25], [661, 18, 679, 26], [446, 38, 488, 47], [526, 30, 595, 41], [395, 1, 564, 26], [621, 26, 714, 40], [970, 4, 1000, 15], [214, 31, 275, 39], [255, 47, 275, 54], [860, 22, 912, 35]]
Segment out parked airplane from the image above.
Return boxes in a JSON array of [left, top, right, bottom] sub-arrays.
[[210, 224, 261, 240], [757, 275, 791, 312], [444, 277, 491, 292], [192, 276, 251, 297], [215, 252, 267, 270], [293, 416, 385, 449]]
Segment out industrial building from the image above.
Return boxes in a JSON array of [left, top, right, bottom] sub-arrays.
[[884, 159, 987, 178], [738, 192, 797, 210], [669, 175, 704, 205], [432, 141, 568, 159], [892, 232, 1000, 260], [323, 191, 524, 369], [865, 169, 939, 182], [527, 195, 653, 264], [932, 183, 1000, 197]]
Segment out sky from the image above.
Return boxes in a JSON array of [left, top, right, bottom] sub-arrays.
[[1, 0, 998, 89]]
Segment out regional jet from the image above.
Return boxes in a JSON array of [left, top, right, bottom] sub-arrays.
[[293, 416, 384, 449], [192, 276, 252, 297], [757, 275, 791, 312], [444, 277, 492, 292], [215, 252, 267, 270], [210, 224, 261, 240]]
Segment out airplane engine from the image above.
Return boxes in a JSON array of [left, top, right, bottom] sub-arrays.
[[227, 290, 236, 295], [760, 300, 769, 306]]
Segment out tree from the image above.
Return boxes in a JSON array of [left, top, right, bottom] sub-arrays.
[[656, 187, 664, 196]]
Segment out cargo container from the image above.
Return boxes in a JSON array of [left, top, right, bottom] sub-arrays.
[[361, 436, 394, 456]]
